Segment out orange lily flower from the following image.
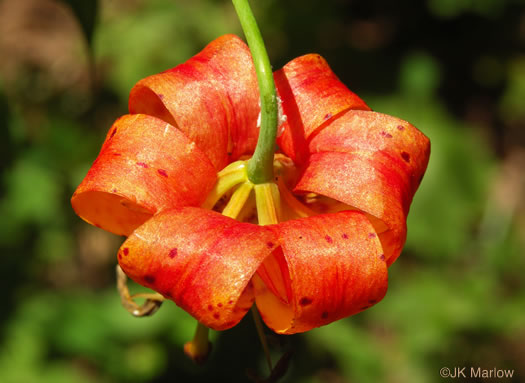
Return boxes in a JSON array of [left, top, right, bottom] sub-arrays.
[[72, 34, 430, 335]]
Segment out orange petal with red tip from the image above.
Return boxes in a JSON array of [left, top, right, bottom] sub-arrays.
[[71, 114, 216, 236], [118, 207, 278, 331], [309, 110, 431, 195], [274, 54, 370, 164], [129, 34, 260, 170], [254, 211, 388, 334], [295, 151, 412, 264]]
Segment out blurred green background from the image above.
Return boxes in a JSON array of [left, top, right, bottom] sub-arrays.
[[0, 0, 524, 382]]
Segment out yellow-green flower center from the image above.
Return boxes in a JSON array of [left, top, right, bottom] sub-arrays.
[[203, 154, 322, 226]]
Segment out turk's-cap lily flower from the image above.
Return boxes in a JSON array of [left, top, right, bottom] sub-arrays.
[[72, 34, 430, 335]]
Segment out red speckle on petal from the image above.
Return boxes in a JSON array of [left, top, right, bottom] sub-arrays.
[[213, 313, 220, 320], [118, 253, 122, 260], [112, 153, 122, 156], [136, 162, 149, 168], [157, 169, 168, 177], [379, 254, 386, 262], [266, 241, 274, 249], [218, 303, 223, 308], [381, 131, 393, 138], [144, 275, 155, 284], [123, 248, 129, 256], [401, 151, 411, 163], [324, 112, 332, 120], [110, 128, 117, 138], [397, 125, 405, 131], [368, 233, 377, 238], [207, 305, 213, 311], [325, 235, 333, 243], [168, 248, 178, 258], [299, 297, 313, 306], [228, 300, 234, 305]]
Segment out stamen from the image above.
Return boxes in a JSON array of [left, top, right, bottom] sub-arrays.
[[184, 322, 212, 364], [221, 182, 254, 219], [255, 183, 280, 225], [202, 161, 248, 209], [276, 178, 316, 219], [217, 160, 246, 177]]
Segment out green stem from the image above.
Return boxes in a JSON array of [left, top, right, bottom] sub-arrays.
[[233, 0, 278, 184], [251, 305, 273, 371]]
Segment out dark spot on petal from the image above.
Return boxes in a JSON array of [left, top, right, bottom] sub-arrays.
[[299, 297, 313, 306], [397, 125, 405, 131], [379, 254, 386, 261], [213, 313, 220, 320], [207, 305, 213, 311], [321, 311, 329, 319], [158, 94, 164, 100], [144, 275, 155, 284], [401, 152, 411, 163], [118, 253, 122, 260], [369, 299, 377, 304], [342, 233, 349, 239], [324, 112, 332, 120], [157, 169, 168, 177], [218, 303, 223, 308], [110, 128, 117, 138], [123, 248, 129, 256], [227, 152, 232, 156], [228, 300, 234, 305], [112, 153, 122, 156], [266, 241, 274, 249], [361, 305, 371, 310], [225, 321, 236, 327], [368, 233, 377, 238], [298, 236, 303, 239], [136, 162, 149, 168], [380, 131, 393, 138], [163, 291, 172, 298], [325, 235, 333, 243], [168, 248, 178, 258]]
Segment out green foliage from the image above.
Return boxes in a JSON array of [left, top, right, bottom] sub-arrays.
[[94, 0, 240, 100]]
